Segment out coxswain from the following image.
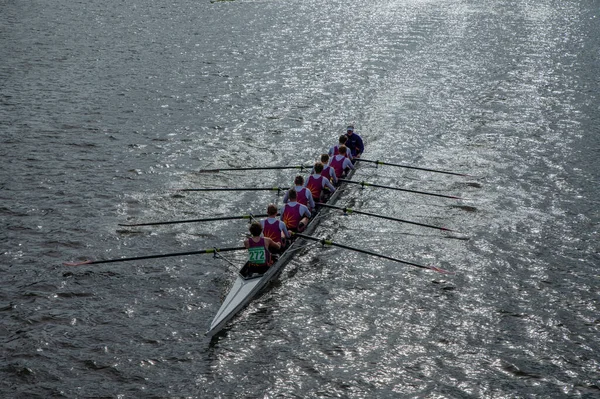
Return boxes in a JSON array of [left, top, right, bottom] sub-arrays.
[[329, 145, 355, 179], [305, 162, 336, 202], [345, 125, 364, 158], [319, 153, 338, 184], [260, 203, 290, 252], [244, 222, 281, 275], [329, 135, 353, 161], [283, 175, 315, 211], [281, 189, 312, 232]]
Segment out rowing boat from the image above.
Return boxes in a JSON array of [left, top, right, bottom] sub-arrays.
[[206, 158, 360, 337]]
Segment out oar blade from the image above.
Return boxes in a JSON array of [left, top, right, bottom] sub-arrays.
[[63, 260, 94, 267], [426, 265, 455, 275]]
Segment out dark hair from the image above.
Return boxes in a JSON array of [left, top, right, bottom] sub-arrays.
[[288, 189, 297, 200], [320, 153, 329, 163], [267, 204, 278, 215], [339, 135, 348, 144], [249, 222, 262, 236], [294, 175, 304, 185], [314, 162, 324, 173]]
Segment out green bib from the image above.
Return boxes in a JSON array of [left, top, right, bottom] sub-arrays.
[[248, 246, 267, 264]]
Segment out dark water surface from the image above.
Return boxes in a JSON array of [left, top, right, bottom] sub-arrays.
[[2, 0, 599, 397]]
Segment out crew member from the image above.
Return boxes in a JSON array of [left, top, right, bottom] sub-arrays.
[[329, 135, 353, 160], [305, 162, 336, 202], [319, 153, 338, 184], [244, 222, 281, 274], [281, 189, 311, 232], [345, 125, 364, 158], [329, 145, 355, 178], [283, 175, 315, 211], [260, 203, 290, 252]]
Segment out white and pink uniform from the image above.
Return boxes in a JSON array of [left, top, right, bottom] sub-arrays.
[[321, 164, 338, 184], [329, 145, 353, 160], [280, 202, 311, 231], [261, 217, 290, 245], [283, 185, 315, 210], [329, 154, 354, 178], [305, 173, 335, 201]]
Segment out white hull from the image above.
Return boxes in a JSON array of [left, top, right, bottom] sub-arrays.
[[206, 165, 358, 337]]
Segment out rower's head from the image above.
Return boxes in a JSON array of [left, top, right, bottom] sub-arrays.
[[346, 125, 354, 135], [267, 203, 278, 216], [338, 135, 348, 145], [314, 162, 324, 174], [287, 188, 297, 201], [249, 221, 262, 237], [320, 153, 330, 164], [294, 175, 304, 186], [338, 145, 348, 156]]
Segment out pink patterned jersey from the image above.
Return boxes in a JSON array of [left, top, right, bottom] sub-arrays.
[[281, 202, 310, 230], [330, 154, 353, 178], [261, 218, 288, 244]]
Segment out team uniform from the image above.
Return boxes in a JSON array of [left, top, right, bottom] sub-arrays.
[[281, 201, 311, 231], [261, 217, 290, 249], [328, 145, 353, 161], [329, 153, 355, 178], [321, 163, 338, 184], [283, 185, 315, 210], [246, 236, 273, 274], [305, 172, 336, 202]]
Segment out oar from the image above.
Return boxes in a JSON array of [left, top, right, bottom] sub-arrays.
[[118, 214, 269, 227], [355, 158, 472, 177], [178, 187, 289, 192], [316, 203, 458, 233], [338, 179, 465, 200], [63, 246, 246, 266], [294, 233, 453, 274], [198, 165, 312, 173]]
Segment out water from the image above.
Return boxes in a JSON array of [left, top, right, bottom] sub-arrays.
[[1, 0, 599, 397]]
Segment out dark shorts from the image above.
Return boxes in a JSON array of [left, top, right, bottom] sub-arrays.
[[239, 262, 269, 279], [248, 263, 269, 274]]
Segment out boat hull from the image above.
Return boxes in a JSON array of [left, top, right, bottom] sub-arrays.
[[206, 165, 358, 337]]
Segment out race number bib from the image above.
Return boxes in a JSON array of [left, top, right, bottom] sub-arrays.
[[248, 247, 266, 264]]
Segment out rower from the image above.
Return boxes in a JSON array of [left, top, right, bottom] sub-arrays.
[[305, 162, 336, 202], [260, 203, 290, 252], [283, 175, 315, 211], [281, 189, 312, 232], [345, 125, 364, 159], [319, 153, 338, 184], [329, 135, 353, 161], [329, 145, 355, 179], [244, 221, 281, 275]]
